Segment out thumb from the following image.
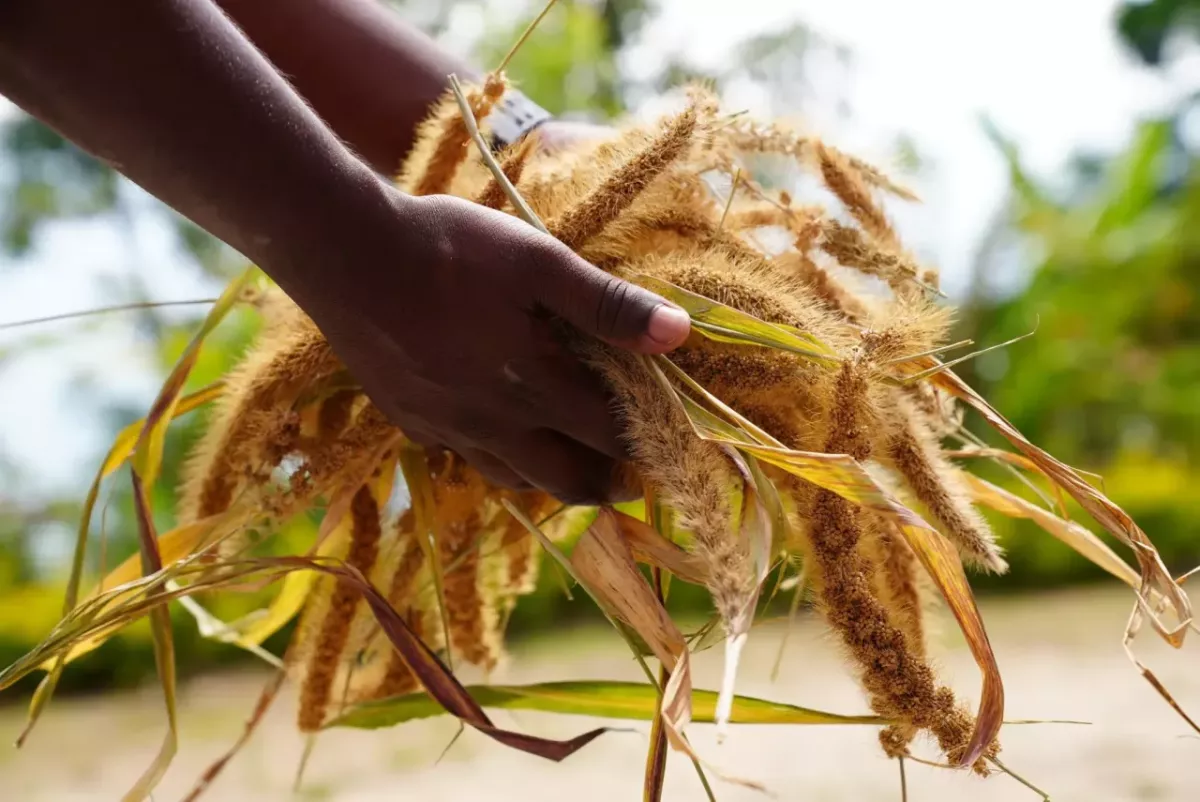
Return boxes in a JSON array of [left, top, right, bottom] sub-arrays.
[[529, 239, 691, 353]]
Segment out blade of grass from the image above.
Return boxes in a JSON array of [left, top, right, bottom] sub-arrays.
[[122, 469, 179, 802], [171, 583, 283, 668], [989, 757, 1051, 800], [494, 0, 561, 73], [879, 338, 973, 367], [0, 298, 219, 331], [770, 565, 807, 683], [1123, 601, 1200, 736], [644, 488, 671, 802], [634, 274, 837, 364], [714, 168, 742, 235], [327, 681, 886, 729], [398, 443, 455, 672], [503, 499, 658, 686], [17, 381, 225, 745], [962, 474, 1138, 588], [902, 327, 1036, 384], [134, 268, 256, 488], [931, 363, 1191, 650], [450, 74, 549, 233], [44, 550, 621, 763]]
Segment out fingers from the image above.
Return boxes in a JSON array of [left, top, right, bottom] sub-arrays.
[[490, 429, 624, 506], [454, 445, 531, 491], [499, 353, 627, 461], [527, 238, 690, 354]]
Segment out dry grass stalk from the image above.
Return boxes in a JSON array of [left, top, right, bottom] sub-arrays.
[[475, 134, 538, 210], [408, 73, 507, 196]]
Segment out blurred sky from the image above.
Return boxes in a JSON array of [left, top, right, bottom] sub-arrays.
[[1, 0, 1197, 498]]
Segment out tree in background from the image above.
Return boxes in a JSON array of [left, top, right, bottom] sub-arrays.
[[956, 0, 1200, 585]]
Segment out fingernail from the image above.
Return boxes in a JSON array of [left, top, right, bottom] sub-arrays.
[[646, 303, 690, 347]]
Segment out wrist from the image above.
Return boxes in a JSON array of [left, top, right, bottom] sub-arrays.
[[254, 165, 407, 311]]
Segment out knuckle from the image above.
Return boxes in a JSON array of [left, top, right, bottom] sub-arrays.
[[444, 406, 502, 447], [594, 275, 634, 338]]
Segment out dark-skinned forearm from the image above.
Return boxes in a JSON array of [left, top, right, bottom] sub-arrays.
[[217, 0, 476, 175], [0, 0, 397, 310]]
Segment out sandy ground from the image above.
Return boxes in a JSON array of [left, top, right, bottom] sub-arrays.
[[3, 584, 1199, 801]]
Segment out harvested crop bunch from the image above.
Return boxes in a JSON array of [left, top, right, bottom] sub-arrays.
[[3, 44, 1194, 802]]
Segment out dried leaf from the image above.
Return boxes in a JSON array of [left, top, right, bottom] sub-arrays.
[[607, 509, 711, 586], [20, 383, 225, 743], [634, 273, 839, 364], [962, 474, 1138, 588], [930, 367, 1190, 647], [122, 469, 179, 801], [662, 363, 1004, 765], [572, 509, 694, 749], [398, 444, 455, 668], [134, 269, 256, 487]]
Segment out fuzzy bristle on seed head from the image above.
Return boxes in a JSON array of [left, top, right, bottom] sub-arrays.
[[296, 483, 384, 732], [549, 102, 703, 252], [430, 451, 501, 669], [403, 74, 508, 196], [474, 134, 538, 210], [800, 359, 997, 771]]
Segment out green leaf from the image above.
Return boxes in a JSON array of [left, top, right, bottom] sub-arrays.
[[327, 680, 886, 729], [133, 269, 256, 487], [633, 273, 839, 365]]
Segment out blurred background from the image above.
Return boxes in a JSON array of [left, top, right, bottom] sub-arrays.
[[1, 0, 1199, 799]]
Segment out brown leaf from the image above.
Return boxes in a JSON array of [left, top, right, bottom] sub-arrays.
[[307, 557, 611, 761], [607, 509, 711, 586], [931, 367, 1191, 647], [570, 510, 693, 749]]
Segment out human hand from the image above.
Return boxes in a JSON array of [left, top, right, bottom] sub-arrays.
[[300, 189, 690, 505]]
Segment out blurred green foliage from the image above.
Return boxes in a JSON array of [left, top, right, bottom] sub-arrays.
[[960, 102, 1200, 589], [0, 0, 1197, 696]]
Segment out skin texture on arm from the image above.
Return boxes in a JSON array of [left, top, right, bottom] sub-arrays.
[[217, 0, 472, 175], [215, 0, 611, 172], [0, 0, 690, 503]]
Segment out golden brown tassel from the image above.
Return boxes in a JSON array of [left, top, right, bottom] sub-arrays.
[[886, 403, 1006, 573], [297, 484, 383, 732], [550, 104, 701, 251], [818, 220, 922, 295], [805, 356, 994, 771], [431, 453, 498, 669], [413, 74, 507, 197], [815, 142, 896, 245], [474, 134, 538, 210], [178, 319, 341, 523]]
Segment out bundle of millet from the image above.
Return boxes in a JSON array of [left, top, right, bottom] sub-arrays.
[[169, 74, 1034, 770]]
